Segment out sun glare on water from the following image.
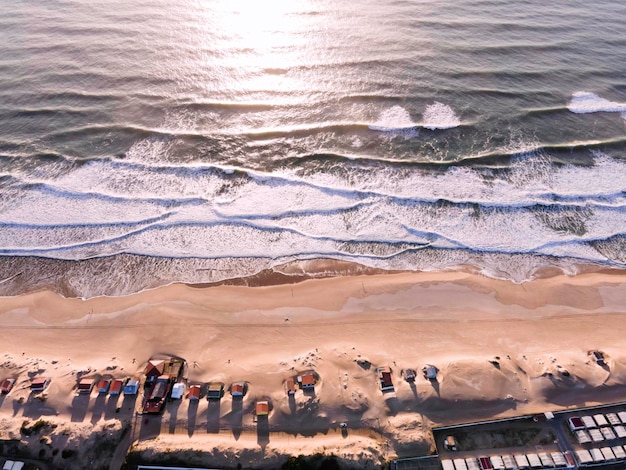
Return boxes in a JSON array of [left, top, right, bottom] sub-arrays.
[[203, 0, 316, 95]]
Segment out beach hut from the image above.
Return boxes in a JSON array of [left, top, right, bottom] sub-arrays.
[[618, 411, 626, 423], [144, 359, 165, 382], [0, 378, 15, 394], [298, 372, 315, 390], [207, 382, 224, 400], [109, 378, 126, 395], [465, 457, 479, 470], [188, 384, 201, 400], [256, 400, 269, 417], [77, 378, 94, 394], [590, 350, 606, 365], [402, 369, 416, 382], [171, 383, 185, 399], [422, 364, 437, 380], [230, 382, 245, 397], [97, 379, 111, 394], [30, 378, 49, 392], [377, 367, 394, 392], [285, 378, 297, 396], [123, 379, 139, 395]]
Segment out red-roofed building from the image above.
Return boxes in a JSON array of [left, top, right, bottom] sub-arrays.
[[256, 401, 269, 416], [377, 367, 394, 392], [231, 382, 245, 397], [299, 373, 316, 389], [144, 360, 165, 382], [188, 384, 201, 400], [77, 378, 94, 394], [109, 379, 126, 395], [285, 378, 297, 396], [97, 379, 111, 394], [30, 378, 50, 392], [1, 378, 15, 394]]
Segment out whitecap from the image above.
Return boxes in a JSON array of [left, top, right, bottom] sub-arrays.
[[567, 91, 626, 114], [369, 105, 418, 136], [422, 102, 461, 130]]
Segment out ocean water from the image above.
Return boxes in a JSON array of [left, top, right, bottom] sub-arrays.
[[0, 0, 625, 297]]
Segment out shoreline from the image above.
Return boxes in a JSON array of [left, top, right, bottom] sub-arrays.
[[1, 253, 624, 300], [1, 269, 626, 468]]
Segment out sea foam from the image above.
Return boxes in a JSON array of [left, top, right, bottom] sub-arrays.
[[422, 102, 461, 130], [369, 106, 418, 136], [567, 91, 626, 115]]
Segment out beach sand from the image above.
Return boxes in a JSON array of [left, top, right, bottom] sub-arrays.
[[1, 268, 626, 468]]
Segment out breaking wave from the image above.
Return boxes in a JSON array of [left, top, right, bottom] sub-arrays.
[[422, 102, 461, 130], [0, 138, 624, 296], [568, 91, 626, 117]]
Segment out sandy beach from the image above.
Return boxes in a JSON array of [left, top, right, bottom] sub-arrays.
[[1, 268, 626, 469]]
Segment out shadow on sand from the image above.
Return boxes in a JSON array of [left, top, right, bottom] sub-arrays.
[[226, 398, 243, 440], [257, 415, 270, 451], [138, 414, 162, 441], [207, 399, 221, 434], [90, 393, 107, 424], [187, 400, 198, 437], [105, 394, 122, 420], [385, 395, 401, 416], [430, 379, 441, 397], [167, 399, 181, 434], [71, 394, 90, 422]]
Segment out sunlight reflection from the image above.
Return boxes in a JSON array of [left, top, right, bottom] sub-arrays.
[[211, 0, 314, 76]]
